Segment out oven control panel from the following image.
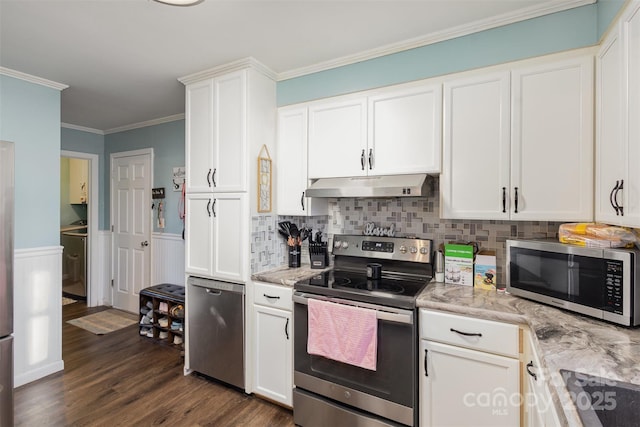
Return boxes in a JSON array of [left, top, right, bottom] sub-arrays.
[[333, 234, 432, 263]]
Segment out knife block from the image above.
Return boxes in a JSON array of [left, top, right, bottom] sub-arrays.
[[309, 242, 329, 269]]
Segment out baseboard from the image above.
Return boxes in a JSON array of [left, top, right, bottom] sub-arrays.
[[14, 358, 64, 388]]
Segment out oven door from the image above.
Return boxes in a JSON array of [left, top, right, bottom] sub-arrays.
[[293, 292, 416, 426]]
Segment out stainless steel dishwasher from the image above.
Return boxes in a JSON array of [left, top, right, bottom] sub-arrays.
[[187, 276, 245, 389]]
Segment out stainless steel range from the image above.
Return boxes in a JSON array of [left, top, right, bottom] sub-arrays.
[[293, 234, 433, 427]]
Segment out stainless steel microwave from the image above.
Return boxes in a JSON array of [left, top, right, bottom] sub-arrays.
[[506, 239, 639, 326]]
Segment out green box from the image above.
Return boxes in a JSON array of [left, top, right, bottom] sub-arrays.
[[444, 244, 474, 286]]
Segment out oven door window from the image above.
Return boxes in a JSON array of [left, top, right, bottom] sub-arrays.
[[294, 302, 414, 408], [509, 247, 613, 311]]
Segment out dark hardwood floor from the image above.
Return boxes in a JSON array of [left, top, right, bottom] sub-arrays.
[[14, 302, 294, 426]]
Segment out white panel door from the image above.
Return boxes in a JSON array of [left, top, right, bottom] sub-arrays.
[[213, 70, 247, 192], [420, 340, 520, 427], [308, 96, 367, 179], [185, 79, 214, 193], [368, 83, 442, 175], [254, 304, 292, 406], [511, 56, 594, 221], [441, 71, 511, 220], [596, 26, 625, 224], [211, 193, 247, 283], [184, 193, 214, 277], [112, 152, 152, 313]]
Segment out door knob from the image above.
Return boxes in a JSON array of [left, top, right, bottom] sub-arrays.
[[141, 241, 149, 247]]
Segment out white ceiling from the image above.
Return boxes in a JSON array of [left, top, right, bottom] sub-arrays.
[[0, 0, 590, 133]]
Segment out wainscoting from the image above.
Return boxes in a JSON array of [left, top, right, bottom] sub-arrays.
[[152, 232, 185, 286], [13, 246, 64, 387]]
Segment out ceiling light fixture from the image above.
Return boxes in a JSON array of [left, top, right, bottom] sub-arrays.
[[153, 0, 203, 6]]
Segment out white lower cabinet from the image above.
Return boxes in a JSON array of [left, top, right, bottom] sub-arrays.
[[252, 282, 293, 407], [419, 309, 521, 427], [522, 329, 561, 427]]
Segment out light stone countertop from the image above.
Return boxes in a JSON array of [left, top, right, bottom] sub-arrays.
[[417, 282, 640, 427], [251, 264, 331, 287]]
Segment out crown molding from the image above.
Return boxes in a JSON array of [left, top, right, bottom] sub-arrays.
[[61, 123, 105, 135], [277, 0, 595, 81], [0, 67, 69, 90], [178, 57, 278, 85], [104, 113, 185, 135]]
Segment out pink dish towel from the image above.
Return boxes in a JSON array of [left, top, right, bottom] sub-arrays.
[[307, 298, 378, 371]]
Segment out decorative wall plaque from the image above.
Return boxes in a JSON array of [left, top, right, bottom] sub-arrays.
[[257, 145, 272, 213]]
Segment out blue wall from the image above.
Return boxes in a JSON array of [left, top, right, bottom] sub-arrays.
[[0, 75, 62, 249], [278, 3, 622, 106], [61, 127, 107, 229], [105, 120, 185, 235]]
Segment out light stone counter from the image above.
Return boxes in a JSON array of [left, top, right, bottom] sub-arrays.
[[251, 264, 331, 287], [417, 282, 640, 427]]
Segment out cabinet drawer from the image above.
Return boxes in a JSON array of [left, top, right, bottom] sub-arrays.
[[254, 282, 293, 311], [420, 309, 519, 358]]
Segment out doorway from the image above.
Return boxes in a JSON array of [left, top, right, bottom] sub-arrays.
[[60, 151, 99, 306]]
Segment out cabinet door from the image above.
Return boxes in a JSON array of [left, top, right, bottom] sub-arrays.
[[511, 56, 594, 221], [368, 83, 442, 175], [213, 71, 247, 192], [276, 107, 327, 216], [308, 96, 367, 179], [522, 330, 560, 427], [596, 26, 626, 224], [622, 2, 640, 227], [253, 304, 293, 407], [68, 158, 88, 204], [184, 193, 214, 276], [211, 193, 247, 282], [185, 79, 215, 193], [420, 340, 520, 427], [441, 72, 511, 220]]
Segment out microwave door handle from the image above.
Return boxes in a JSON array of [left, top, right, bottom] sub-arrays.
[[567, 254, 578, 297]]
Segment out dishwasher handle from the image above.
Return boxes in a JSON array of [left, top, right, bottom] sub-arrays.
[[187, 277, 245, 294]]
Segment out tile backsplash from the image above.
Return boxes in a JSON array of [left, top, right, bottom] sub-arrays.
[[251, 177, 561, 286]]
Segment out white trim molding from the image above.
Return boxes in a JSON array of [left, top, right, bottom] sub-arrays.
[[0, 67, 68, 90], [61, 123, 105, 135], [104, 113, 185, 135], [277, 0, 596, 81], [14, 246, 65, 387]]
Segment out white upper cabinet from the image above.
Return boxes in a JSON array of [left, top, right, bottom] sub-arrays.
[[214, 71, 247, 192], [277, 106, 327, 216], [441, 71, 511, 220], [185, 70, 247, 193], [307, 82, 442, 179], [442, 52, 594, 221], [68, 158, 89, 204], [185, 79, 214, 193], [308, 96, 367, 179], [368, 83, 442, 175], [511, 56, 594, 221], [596, 24, 625, 224], [184, 192, 247, 282], [597, 0, 640, 227]]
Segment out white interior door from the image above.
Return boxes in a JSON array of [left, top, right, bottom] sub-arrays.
[[111, 150, 152, 313]]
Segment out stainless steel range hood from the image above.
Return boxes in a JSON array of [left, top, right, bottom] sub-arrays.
[[305, 174, 430, 198]]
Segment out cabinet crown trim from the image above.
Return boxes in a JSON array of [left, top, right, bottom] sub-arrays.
[[178, 57, 277, 85]]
